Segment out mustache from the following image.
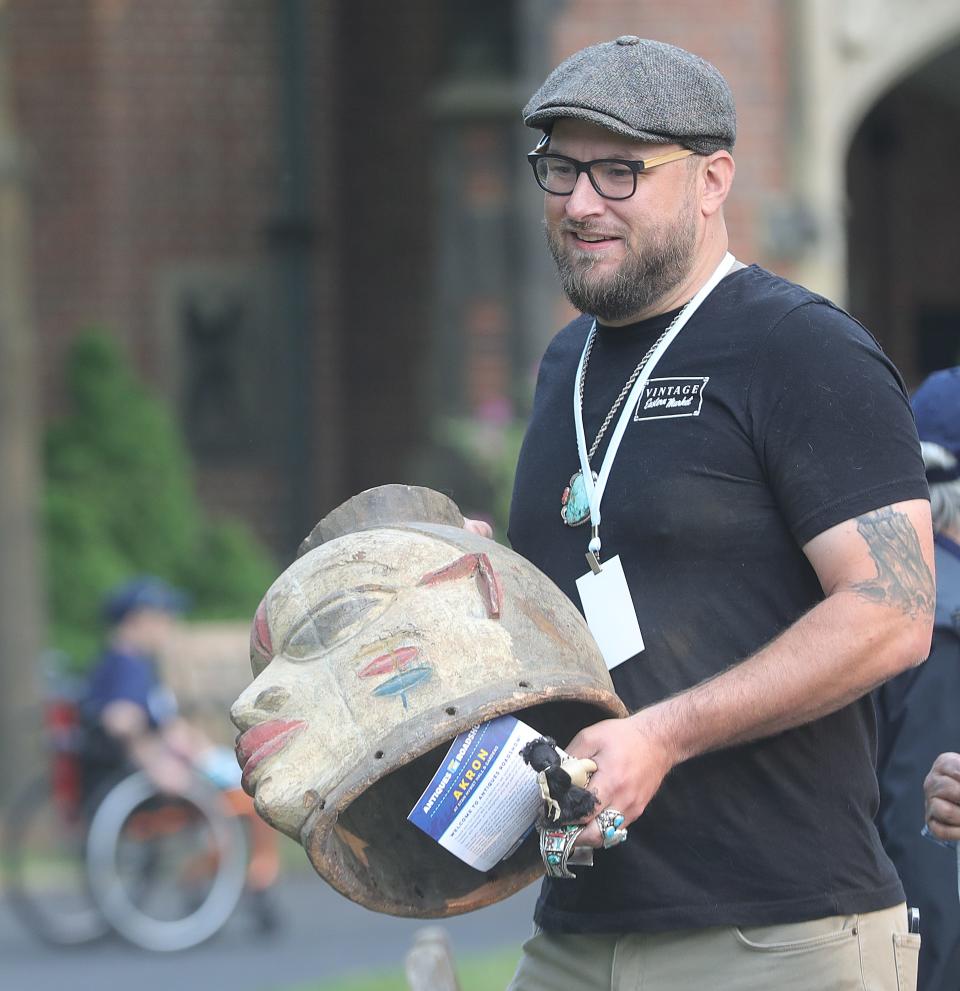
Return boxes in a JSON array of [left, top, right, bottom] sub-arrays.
[[557, 219, 624, 239]]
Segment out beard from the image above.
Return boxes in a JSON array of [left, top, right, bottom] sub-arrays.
[[545, 202, 697, 323]]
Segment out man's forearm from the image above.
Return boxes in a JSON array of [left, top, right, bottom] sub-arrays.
[[641, 590, 931, 766], [564, 501, 935, 844]]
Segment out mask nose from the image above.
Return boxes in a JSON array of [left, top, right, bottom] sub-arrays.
[[230, 681, 292, 731], [254, 686, 291, 712]]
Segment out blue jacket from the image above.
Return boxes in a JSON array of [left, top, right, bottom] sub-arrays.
[[876, 534, 960, 991]]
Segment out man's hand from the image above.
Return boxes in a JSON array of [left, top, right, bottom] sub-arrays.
[[564, 712, 675, 847], [925, 752, 960, 842], [463, 517, 493, 539], [130, 733, 195, 794], [546, 499, 933, 853], [102, 700, 194, 794], [145, 752, 194, 795]]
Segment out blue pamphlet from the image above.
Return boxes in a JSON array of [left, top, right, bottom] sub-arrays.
[[407, 714, 544, 872]]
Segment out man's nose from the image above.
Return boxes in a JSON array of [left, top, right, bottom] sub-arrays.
[[564, 171, 605, 221]]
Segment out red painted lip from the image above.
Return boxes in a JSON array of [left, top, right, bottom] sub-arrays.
[[236, 719, 306, 793]]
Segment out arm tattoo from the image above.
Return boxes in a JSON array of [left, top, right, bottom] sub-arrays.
[[850, 507, 934, 619]]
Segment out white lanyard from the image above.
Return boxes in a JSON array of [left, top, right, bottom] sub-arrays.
[[573, 251, 736, 559]]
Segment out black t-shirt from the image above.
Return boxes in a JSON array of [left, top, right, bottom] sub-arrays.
[[508, 264, 929, 933]]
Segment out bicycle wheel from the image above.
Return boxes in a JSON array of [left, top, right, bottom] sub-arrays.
[[85, 771, 248, 952], [3, 774, 109, 946]]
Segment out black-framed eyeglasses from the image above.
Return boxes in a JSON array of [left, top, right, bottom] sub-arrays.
[[527, 137, 694, 200]]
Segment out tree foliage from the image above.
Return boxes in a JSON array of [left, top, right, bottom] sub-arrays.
[[44, 331, 276, 666]]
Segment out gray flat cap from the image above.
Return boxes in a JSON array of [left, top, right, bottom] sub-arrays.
[[523, 36, 736, 155]]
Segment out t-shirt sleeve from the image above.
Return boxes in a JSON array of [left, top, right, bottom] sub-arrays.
[[90, 653, 153, 713], [747, 301, 928, 546]]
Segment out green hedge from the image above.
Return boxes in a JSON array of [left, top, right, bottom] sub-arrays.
[[44, 331, 276, 667]]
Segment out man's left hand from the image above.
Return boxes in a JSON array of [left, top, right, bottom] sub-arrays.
[[463, 517, 493, 539], [565, 712, 675, 848]]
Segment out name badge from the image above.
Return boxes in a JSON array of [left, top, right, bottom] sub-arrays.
[[575, 555, 644, 670]]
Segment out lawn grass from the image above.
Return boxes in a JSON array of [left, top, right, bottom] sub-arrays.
[[285, 945, 521, 991]]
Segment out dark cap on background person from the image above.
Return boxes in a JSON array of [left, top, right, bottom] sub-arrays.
[[101, 576, 189, 625], [912, 367, 960, 484], [522, 36, 736, 155]]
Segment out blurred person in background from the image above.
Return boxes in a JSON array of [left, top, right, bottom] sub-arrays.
[[82, 575, 281, 929], [876, 367, 960, 991], [84, 576, 205, 794]]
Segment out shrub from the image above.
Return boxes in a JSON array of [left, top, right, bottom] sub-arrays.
[[44, 331, 276, 666]]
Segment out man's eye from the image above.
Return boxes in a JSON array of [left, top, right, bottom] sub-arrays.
[[598, 164, 634, 183], [549, 162, 575, 178], [282, 587, 396, 659]]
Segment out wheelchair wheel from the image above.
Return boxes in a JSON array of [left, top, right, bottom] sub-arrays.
[[3, 774, 109, 946], [85, 771, 248, 952]]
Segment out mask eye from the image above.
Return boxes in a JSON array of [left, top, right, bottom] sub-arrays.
[[282, 586, 396, 660], [250, 599, 273, 677]]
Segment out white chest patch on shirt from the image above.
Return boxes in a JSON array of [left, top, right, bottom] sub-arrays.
[[633, 376, 710, 421]]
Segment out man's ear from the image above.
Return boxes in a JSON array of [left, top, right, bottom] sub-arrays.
[[699, 150, 735, 217]]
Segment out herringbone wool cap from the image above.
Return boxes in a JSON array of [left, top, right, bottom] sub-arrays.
[[523, 36, 736, 154]]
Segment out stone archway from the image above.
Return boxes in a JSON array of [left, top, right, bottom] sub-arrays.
[[847, 43, 960, 386], [790, 0, 960, 317]]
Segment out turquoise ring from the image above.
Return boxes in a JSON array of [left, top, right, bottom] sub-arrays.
[[596, 809, 628, 849]]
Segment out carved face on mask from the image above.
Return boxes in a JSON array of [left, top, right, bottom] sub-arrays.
[[230, 487, 624, 917]]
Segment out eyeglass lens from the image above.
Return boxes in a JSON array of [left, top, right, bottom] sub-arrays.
[[534, 156, 637, 198]]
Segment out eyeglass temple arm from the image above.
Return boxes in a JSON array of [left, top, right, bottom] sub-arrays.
[[638, 148, 694, 170], [527, 138, 692, 170]]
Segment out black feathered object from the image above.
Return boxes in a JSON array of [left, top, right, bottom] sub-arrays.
[[520, 735, 598, 824]]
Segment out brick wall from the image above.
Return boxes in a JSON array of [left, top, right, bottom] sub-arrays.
[[11, 1, 279, 402], [8, 1, 103, 414], [16, 2, 905, 558], [8, 0, 339, 555], [546, 2, 792, 272]]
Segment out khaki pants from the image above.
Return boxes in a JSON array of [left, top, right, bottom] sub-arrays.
[[507, 903, 920, 991]]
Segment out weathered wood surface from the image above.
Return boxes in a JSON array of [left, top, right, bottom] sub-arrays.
[[232, 486, 626, 917], [298, 484, 464, 557]]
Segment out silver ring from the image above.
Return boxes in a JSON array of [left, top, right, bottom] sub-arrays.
[[596, 808, 628, 849], [539, 824, 585, 878]]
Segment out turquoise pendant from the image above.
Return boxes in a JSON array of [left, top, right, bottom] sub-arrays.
[[561, 470, 596, 527]]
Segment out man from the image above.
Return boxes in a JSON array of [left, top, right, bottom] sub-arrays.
[[83, 576, 281, 917], [876, 368, 960, 991], [502, 37, 933, 990], [84, 575, 199, 794]]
